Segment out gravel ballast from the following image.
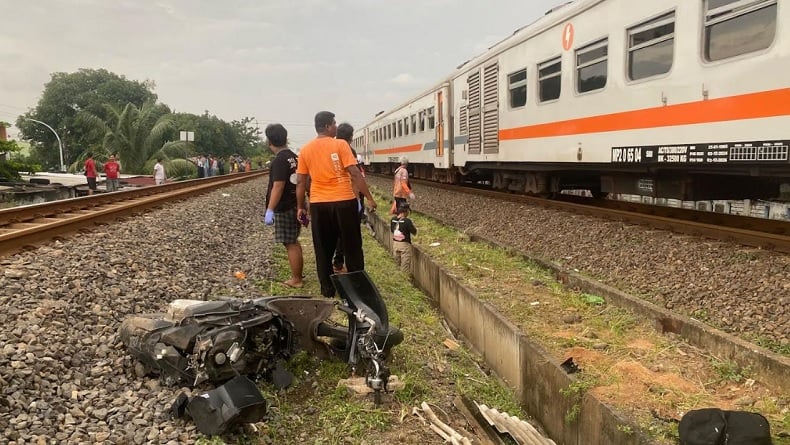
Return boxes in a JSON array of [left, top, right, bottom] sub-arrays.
[[0, 180, 273, 444], [1, 176, 787, 444], [366, 176, 789, 349]]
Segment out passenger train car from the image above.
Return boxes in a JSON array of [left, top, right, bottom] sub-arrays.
[[352, 0, 788, 201]]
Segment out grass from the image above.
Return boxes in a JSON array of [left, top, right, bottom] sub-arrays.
[[361, 187, 789, 444], [198, 187, 789, 444], [196, 205, 528, 444]]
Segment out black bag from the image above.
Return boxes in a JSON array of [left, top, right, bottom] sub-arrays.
[[724, 411, 773, 445], [679, 408, 772, 445]]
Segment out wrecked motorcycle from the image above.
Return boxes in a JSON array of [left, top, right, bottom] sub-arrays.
[[119, 271, 403, 433]]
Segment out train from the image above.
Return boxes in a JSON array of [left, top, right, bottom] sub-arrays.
[[351, 0, 789, 202]]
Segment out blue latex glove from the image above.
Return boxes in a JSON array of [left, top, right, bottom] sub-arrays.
[[357, 199, 363, 213], [264, 209, 275, 225]]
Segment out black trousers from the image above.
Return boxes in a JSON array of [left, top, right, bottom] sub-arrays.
[[310, 198, 363, 298]]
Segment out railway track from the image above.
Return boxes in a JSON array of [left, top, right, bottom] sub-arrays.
[[400, 176, 790, 253], [0, 171, 266, 258]]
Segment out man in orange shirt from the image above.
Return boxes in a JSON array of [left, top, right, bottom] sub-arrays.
[[296, 111, 377, 298]]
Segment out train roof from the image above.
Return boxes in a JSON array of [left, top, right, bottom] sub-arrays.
[[461, 0, 603, 70], [362, 0, 603, 127]]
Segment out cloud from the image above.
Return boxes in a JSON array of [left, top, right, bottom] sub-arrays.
[[1, 0, 559, 134], [390, 73, 418, 86]]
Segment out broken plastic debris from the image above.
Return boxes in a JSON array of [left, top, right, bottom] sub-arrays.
[[221, 193, 230, 197], [582, 294, 605, 305], [560, 357, 581, 374], [429, 242, 441, 247]]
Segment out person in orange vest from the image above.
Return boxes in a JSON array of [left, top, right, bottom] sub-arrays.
[[391, 156, 414, 214]]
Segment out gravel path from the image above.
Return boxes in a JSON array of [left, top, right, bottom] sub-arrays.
[[367, 176, 790, 349], [0, 180, 273, 444]]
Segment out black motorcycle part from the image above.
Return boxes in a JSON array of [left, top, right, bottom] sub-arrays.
[[185, 375, 267, 436], [271, 359, 294, 389], [331, 271, 404, 352], [170, 392, 189, 419], [331, 271, 389, 334]]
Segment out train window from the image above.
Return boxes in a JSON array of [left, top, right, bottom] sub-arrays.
[[704, 0, 776, 61], [411, 115, 417, 133], [576, 39, 608, 93], [627, 12, 675, 80], [398, 120, 403, 137], [538, 57, 561, 102], [419, 111, 425, 131], [507, 68, 527, 108], [404, 118, 409, 135], [427, 107, 436, 129]]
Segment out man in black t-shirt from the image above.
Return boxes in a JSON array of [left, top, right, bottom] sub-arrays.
[[264, 123, 304, 288]]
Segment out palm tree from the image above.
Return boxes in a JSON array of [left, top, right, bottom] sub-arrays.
[[76, 101, 189, 174]]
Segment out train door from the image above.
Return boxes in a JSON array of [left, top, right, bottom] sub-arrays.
[[482, 62, 499, 154], [363, 127, 369, 165], [467, 70, 481, 155], [436, 90, 444, 159], [466, 61, 500, 155]]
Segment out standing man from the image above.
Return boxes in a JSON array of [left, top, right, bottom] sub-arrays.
[[104, 154, 121, 192], [332, 122, 367, 273], [392, 156, 414, 214], [84, 152, 97, 195], [263, 123, 304, 289], [296, 111, 377, 299], [153, 158, 166, 185]]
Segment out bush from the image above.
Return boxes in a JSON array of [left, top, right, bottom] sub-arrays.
[[0, 160, 41, 181]]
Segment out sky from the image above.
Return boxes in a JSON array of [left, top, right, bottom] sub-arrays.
[[1, 0, 560, 148]]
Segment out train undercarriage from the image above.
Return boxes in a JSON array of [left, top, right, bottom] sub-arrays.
[[368, 162, 790, 202]]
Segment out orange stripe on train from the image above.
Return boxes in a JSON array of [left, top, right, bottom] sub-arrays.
[[373, 144, 423, 155], [499, 88, 790, 141]]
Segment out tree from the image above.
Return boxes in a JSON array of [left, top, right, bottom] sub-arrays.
[[16, 69, 157, 170], [167, 112, 261, 159], [0, 122, 40, 180], [76, 101, 183, 174]]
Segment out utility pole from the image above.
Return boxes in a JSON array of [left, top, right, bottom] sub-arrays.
[[27, 118, 65, 172]]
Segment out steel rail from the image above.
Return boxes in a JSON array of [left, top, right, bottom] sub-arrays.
[[0, 171, 266, 257], [397, 176, 790, 254]]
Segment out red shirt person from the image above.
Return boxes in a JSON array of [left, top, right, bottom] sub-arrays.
[[104, 154, 121, 192], [84, 152, 98, 195]]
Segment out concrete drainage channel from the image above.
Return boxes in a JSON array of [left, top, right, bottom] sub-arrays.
[[365, 212, 789, 445]]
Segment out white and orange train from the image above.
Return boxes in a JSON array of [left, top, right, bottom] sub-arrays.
[[352, 0, 788, 201]]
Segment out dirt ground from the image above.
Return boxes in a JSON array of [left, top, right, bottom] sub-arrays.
[[425, 235, 789, 443]]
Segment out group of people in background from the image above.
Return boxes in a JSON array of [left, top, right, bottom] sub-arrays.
[[83, 152, 122, 195], [82, 148, 258, 196], [264, 110, 418, 298], [195, 154, 253, 178]]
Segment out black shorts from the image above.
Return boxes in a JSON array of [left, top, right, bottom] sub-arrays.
[[87, 177, 97, 190], [274, 207, 300, 244]]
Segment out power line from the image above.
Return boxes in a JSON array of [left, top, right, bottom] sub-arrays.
[[0, 103, 28, 112], [0, 110, 21, 118]]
